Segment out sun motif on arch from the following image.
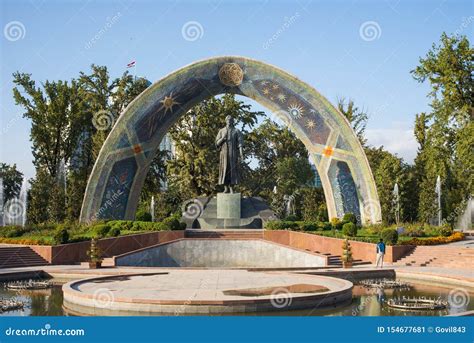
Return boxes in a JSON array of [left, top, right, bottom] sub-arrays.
[[305, 119, 316, 130], [277, 93, 286, 103], [159, 92, 180, 114], [288, 101, 305, 118], [262, 88, 270, 95]]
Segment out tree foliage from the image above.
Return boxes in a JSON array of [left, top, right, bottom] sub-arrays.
[[411, 33, 473, 224], [0, 163, 23, 203], [337, 97, 368, 146]]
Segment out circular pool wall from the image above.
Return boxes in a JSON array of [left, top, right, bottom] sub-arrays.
[[62, 270, 353, 315]]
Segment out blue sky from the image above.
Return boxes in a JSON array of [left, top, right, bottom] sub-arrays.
[[1, 0, 472, 179]]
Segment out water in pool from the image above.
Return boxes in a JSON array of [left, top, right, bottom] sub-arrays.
[[0, 281, 472, 316]]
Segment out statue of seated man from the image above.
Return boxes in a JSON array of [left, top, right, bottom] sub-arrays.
[[215, 115, 243, 193]]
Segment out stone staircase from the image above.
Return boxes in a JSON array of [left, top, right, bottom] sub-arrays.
[[394, 246, 474, 269], [185, 229, 264, 239], [0, 246, 49, 269]]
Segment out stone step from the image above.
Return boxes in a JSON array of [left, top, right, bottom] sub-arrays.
[[0, 247, 49, 269]]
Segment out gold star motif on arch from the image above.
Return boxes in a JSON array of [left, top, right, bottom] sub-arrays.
[[305, 119, 316, 130], [159, 92, 180, 114]]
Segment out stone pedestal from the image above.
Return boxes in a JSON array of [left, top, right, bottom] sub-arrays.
[[217, 193, 241, 219]]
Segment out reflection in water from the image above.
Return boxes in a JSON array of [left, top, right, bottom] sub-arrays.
[[0, 283, 472, 317]]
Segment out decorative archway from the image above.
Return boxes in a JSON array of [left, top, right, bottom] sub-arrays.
[[80, 56, 381, 224]]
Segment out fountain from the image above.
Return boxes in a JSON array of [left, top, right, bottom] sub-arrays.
[[392, 183, 400, 225], [150, 196, 155, 222], [3, 178, 28, 226], [19, 179, 27, 226]]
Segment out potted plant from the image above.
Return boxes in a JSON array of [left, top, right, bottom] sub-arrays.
[[341, 239, 353, 268], [87, 238, 103, 269]]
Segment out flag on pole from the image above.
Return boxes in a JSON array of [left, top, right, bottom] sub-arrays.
[[126, 61, 136, 68]]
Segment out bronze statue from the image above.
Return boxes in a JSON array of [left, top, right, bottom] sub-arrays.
[[215, 115, 243, 193]]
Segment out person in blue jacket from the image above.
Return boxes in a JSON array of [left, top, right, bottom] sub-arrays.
[[376, 238, 386, 268]]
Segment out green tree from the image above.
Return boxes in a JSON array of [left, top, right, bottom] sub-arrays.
[[411, 33, 473, 224], [26, 169, 53, 224], [13, 73, 87, 221], [167, 94, 263, 198], [78, 64, 150, 160], [365, 147, 411, 224], [13, 73, 86, 177], [337, 97, 368, 146], [245, 119, 312, 203], [0, 163, 23, 203]]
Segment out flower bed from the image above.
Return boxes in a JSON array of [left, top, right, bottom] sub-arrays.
[[400, 232, 464, 245]]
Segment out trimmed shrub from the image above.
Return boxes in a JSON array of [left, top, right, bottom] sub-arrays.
[[284, 214, 299, 222], [342, 222, 358, 237], [93, 224, 111, 238], [342, 213, 357, 225], [53, 228, 69, 245], [265, 220, 298, 230], [380, 228, 398, 245], [162, 217, 182, 230], [330, 218, 343, 230], [403, 226, 425, 237], [4, 226, 26, 238], [108, 227, 121, 237], [136, 209, 152, 222], [319, 222, 332, 231], [300, 222, 318, 231], [438, 225, 453, 237], [108, 220, 134, 231]]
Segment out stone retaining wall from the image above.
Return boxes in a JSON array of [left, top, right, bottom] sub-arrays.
[[29, 231, 185, 264], [264, 230, 413, 263]]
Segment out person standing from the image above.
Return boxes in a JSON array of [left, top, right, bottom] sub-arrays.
[[376, 238, 386, 268]]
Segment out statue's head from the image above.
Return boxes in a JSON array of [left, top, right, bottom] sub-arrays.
[[225, 115, 234, 127]]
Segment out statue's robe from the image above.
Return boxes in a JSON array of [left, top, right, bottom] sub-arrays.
[[216, 126, 243, 185]]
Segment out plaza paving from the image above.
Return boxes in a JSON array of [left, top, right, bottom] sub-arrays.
[[62, 269, 353, 315]]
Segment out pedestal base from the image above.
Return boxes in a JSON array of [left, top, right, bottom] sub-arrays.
[[217, 193, 241, 219]]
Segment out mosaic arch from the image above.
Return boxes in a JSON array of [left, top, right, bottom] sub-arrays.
[[80, 56, 381, 224]]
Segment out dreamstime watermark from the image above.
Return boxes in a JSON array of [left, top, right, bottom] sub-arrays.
[[92, 288, 115, 308], [5, 323, 85, 336], [448, 288, 470, 308], [3, 198, 26, 222], [270, 287, 292, 308], [263, 12, 300, 50], [181, 198, 204, 220], [454, 16, 474, 35], [173, 279, 209, 315], [92, 110, 115, 131], [362, 199, 382, 224], [85, 12, 122, 50], [1, 113, 22, 136], [359, 21, 382, 41], [90, 189, 124, 222], [4, 21, 26, 41], [181, 21, 204, 42]]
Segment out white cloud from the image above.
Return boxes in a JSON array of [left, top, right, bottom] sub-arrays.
[[365, 128, 418, 163]]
